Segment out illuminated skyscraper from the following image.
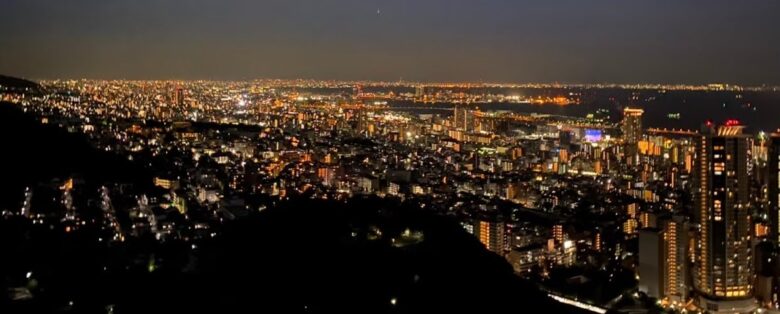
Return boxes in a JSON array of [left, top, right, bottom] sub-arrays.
[[453, 106, 475, 132], [622, 108, 644, 145], [767, 132, 780, 243], [639, 216, 688, 304], [174, 87, 184, 107], [661, 215, 688, 304], [694, 121, 756, 312]]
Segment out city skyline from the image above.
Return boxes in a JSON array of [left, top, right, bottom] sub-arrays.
[[3, 71, 780, 313], [3, 2, 780, 313]]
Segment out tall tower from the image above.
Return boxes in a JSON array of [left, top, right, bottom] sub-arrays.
[[638, 215, 688, 305], [174, 87, 184, 107], [767, 131, 780, 243], [453, 106, 475, 132], [661, 215, 688, 304], [639, 227, 664, 299], [694, 121, 756, 312], [453, 106, 465, 130], [622, 108, 644, 155]]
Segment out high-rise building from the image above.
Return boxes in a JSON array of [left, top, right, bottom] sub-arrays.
[[638, 215, 688, 305], [623, 218, 638, 236], [661, 215, 688, 304], [694, 121, 756, 312], [174, 87, 184, 107], [317, 167, 336, 186], [552, 224, 564, 244], [453, 106, 475, 132], [474, 217, 507, 255], [453, 106, 465, 129], [622, 108, 644, 148], [767, 132, 780, 243], [640, 211, 657, 229], [414, 85, 425, 100], [627, 203, 638, 218], [639, 228, 664, 299]]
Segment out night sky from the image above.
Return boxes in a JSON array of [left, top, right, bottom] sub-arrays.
[[1, 0, 779, 84]]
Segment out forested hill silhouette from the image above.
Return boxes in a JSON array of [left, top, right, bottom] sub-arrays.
[[0, 102, 152, 208], [1, 195, 580, 313], [0, 75, 39, 91], [176, 196, 577, 314]]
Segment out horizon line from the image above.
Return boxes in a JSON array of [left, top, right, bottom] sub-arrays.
[[16, 75, 779, 89]]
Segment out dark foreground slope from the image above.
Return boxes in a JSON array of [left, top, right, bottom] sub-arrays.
[[195, 198, 569, 314], [0, 196, 578, 313], [1, 196, 578, 314], [0, 75, 39, 90], [126, 197, 581, 313], [0, 102, 151, 208]]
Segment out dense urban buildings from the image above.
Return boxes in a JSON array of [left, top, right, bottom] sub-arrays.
[[694, 123, 755, 312], [2, 0, 780, 312], [2, 76, 780, 313]]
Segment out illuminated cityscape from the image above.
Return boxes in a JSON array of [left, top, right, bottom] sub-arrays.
[[1, 76, 780, 313], [1, 1, 780, 314]]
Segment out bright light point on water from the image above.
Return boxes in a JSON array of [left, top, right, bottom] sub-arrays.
[[390, 297, 397, 306], [26, 272, 32, 279]]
